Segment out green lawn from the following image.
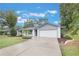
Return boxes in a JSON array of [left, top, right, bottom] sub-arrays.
[[60, 40, 79, 56], [0, 35, 26, 49]]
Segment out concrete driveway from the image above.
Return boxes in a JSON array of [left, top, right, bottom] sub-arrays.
[[0, 37, 61, 56]]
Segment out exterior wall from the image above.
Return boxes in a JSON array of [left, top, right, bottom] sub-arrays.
[[57, 27, 61, 38], [37, 27, 61, 38]]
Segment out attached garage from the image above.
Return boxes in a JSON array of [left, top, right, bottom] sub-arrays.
[[37, 23, 60, 38]]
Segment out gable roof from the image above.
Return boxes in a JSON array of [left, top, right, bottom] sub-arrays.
[[37, 23, 59, 28], [37, 23, 59, 30]]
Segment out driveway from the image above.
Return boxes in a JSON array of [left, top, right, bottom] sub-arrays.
[[0, 37, 61, 56]]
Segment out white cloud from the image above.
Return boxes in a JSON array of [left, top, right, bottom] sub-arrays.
[[17, 16, 21, 20], [17, 21, 24, 23], [29, 13, 45, 17], [53, 21, 59, 25], [47, 10, 57, 14], [16, 11, 22, 14], [22, 14, 29, 18], [22, 14, 28, 16], [22, 19, 27, 22], [17, 19, 27, 23], [17, 17, 27, 23]]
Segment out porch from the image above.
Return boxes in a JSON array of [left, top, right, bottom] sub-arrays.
[[22, 27, 38, 37]]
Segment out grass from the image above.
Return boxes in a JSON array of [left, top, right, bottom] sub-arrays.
[[0, 35, 26, 49], [60, 40, 79, 56]]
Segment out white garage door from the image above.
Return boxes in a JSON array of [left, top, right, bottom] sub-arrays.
[[39, 30, 57, 38]]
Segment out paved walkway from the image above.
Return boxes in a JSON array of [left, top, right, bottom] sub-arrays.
[[0, 37, 61, 56]]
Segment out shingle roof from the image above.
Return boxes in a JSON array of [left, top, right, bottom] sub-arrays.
[[24, 27, 35, 30]]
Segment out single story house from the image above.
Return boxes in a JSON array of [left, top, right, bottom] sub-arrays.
[[23, 23, 61, 38]]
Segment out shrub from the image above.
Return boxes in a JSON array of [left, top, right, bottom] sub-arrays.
[[22, 35, 32, 39], [0, 31, 4, 35], [10, 28, 17, 36], [64, 35, 72, 40]]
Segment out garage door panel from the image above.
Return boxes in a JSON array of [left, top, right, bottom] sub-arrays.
[[39, 30, 57, 38]]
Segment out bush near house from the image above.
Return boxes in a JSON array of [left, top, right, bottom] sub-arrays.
[[0, 31, 4, 35], [10, 28, 17, 36], [22, 36, 32, 39]]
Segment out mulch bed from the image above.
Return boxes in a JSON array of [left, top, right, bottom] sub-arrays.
[[65, 40, 79, 46], [58, 38, 67, 44], [58, 38, 79, 47]]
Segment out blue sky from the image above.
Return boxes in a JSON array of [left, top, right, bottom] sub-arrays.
[[0, 3, 60, 27]]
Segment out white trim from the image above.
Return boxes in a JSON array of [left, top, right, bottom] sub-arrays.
[[57, 27, 61, 38], [32, 30, 35, 36]]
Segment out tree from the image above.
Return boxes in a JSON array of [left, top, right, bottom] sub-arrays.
[[0, 11, 8, 35], [5, 10, 17, 36], [60, 3, 79, 39], [5, 11, 17, 28], [24, 19, 34, 28], [38, 18, 48, 25], [10, 27, 17, 36]]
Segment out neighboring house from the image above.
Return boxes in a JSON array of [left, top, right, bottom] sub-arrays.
[[23, 23, 61, 38]]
